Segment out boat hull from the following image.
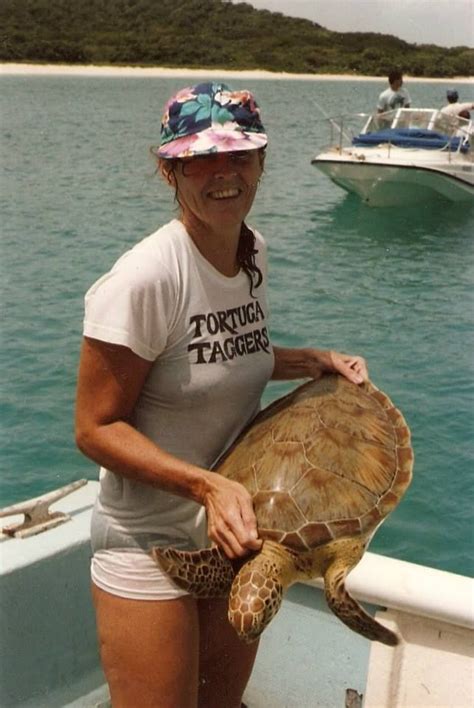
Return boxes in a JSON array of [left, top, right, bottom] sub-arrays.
[[314, 152, 474, 207]]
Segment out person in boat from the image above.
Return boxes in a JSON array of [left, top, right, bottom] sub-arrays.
[[377, 69, 411, 114], [75, 81, 368, 708], [440, 89, 473, 120]]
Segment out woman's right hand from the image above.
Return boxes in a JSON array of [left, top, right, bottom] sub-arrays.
[[201, 473, 262, 559]]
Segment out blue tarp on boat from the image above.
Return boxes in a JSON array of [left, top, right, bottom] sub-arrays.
[[352, 128, 468, 153]]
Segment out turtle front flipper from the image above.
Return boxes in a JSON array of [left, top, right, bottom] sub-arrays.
[[228, 540, 299, 644], [151, 546, 235, 598], [323, 539, 398, 646]]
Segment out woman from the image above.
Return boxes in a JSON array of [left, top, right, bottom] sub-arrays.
[[76, 82, 367, 708]]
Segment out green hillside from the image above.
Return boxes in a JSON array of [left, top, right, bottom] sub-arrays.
[[1, 0, 472, 77]]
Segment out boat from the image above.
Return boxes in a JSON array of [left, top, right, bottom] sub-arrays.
[[1, 481, 473, 707], [312, 108, 474, 207]]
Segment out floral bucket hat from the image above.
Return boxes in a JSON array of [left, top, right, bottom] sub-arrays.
[[157, 82, 268, 159]]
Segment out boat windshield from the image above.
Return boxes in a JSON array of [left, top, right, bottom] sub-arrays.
[[363, 108, 472, 139], [320, 109, 472, 154]]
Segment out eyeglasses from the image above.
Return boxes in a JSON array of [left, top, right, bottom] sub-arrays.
[[179, 151, 255, 177]]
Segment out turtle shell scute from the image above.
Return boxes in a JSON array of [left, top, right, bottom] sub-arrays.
[[223, 464, 258, 496], [304, 430, 396, 497], [253, 490, 306, 534], [254, 441, 312, 491], [291, 466, 378, 522]]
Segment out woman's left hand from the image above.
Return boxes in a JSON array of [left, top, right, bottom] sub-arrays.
[[312, 349, 368, 384], [272, 346, 368, 384]]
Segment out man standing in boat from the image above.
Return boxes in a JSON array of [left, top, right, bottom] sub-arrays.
[[377, 69, 411, 113], [441, 89, 473, 120]]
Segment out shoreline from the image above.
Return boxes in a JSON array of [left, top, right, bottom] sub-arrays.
[[1, 62, 472, 83]]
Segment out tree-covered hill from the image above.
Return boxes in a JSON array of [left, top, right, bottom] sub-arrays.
[[1, 0, 472, 77]]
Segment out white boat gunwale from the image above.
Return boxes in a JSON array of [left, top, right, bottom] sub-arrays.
[[313, 156, 474, 191]]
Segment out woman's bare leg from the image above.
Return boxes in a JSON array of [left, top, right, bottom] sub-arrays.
[[92, 583, 199, 708], [197, 598, 259, 708]]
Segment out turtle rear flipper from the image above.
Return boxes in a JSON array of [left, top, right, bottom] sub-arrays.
[[228, 541, 299, 643], [151, 546, 235, 598], [324, 547, 398, 646]]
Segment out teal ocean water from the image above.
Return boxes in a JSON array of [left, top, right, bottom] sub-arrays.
[[1, 74, 473, 576]]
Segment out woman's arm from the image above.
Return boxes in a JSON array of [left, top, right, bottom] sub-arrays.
[[271, 346, 368, 384], [75, 336, 261, 558]]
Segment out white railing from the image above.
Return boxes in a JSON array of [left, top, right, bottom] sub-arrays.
[[305, 551, 474, 631], [323, 108, 472, 157]]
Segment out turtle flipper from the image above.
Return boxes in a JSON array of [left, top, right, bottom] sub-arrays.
[[151, 546, 235, 598], [323, 542, 398, 646], [228, 541, 298, 643]]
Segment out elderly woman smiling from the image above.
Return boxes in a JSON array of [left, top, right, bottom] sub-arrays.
[[75, 82, 367, 708]]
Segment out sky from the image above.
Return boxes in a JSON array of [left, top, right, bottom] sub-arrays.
[[230, 0, 474, 48]]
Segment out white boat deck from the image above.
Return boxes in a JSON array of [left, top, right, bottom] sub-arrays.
[[1, 481, 473, 707]]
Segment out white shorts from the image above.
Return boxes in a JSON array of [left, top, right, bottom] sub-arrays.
[[91, 549, 189, 600]]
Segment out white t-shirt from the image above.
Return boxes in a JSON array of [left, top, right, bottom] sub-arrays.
[[84, 219, 275, 552], [440, 102, 473, 117], [377, 87, 411, 112]]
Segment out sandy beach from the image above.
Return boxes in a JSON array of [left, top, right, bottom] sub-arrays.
[[1, 62, 472, 83]]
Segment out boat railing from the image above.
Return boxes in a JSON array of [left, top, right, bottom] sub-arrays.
[[326, 112, 371, 151], [322, 108, 472, 158]]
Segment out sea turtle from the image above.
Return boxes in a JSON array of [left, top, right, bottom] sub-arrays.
[[152, 374, 413, 646]]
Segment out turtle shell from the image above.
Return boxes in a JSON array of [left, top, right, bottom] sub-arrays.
[[215, 375, 413, 552]]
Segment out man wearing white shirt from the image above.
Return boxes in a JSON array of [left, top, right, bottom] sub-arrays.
[[440, 90, 473, 119], [377, 70, 411, 113]]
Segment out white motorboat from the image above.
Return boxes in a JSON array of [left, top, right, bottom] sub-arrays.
[[312, 108, 474, 207], [1, 481, 473, 707]]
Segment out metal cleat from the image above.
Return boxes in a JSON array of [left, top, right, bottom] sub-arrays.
[[0, 479, 88, 538]]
